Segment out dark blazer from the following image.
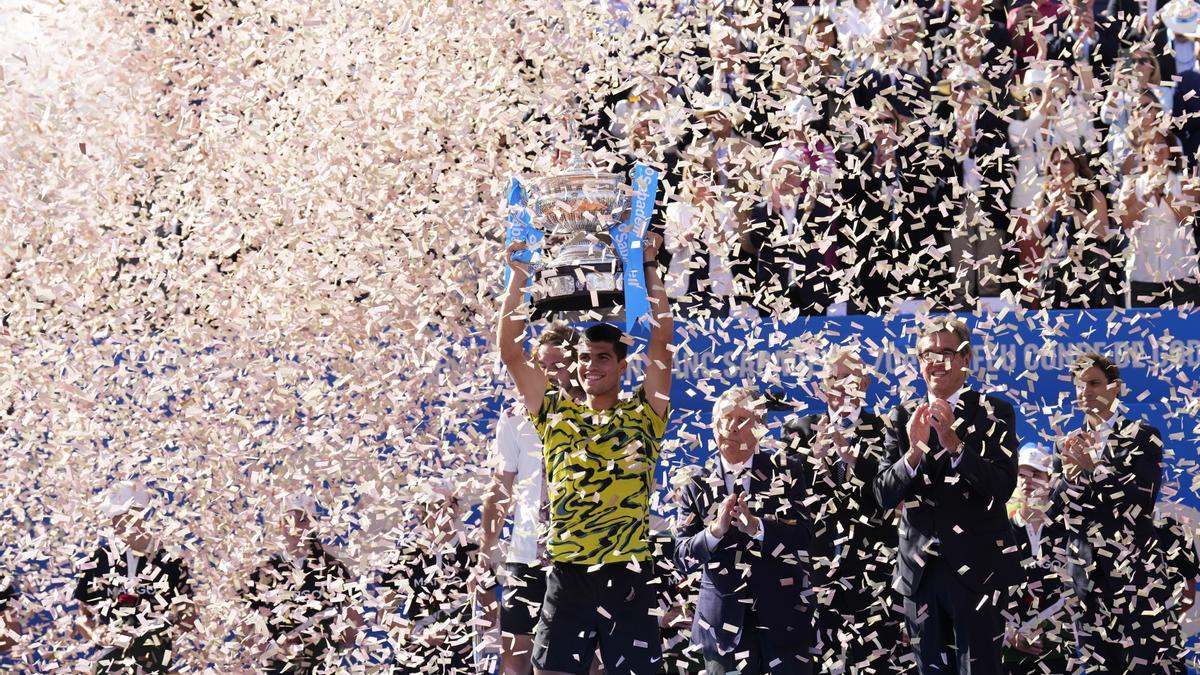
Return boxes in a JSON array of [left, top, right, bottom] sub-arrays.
[[1044, 18, 1121, 88], [927, 100, 1017, 295], [834, 138, 939, 313], [784, 412, 899, 612], [746, 200, 833, 316], [928, 8, 1015, 88], [1048, 416, 1163, 599], [673, 449, 813, 656], [928, 101, 1014, 226], [1174, 69, 1200, 163], [873, 389, 1024, 597]]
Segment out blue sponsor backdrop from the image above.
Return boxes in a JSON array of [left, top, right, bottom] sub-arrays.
[[635, 308, 1199, 511]]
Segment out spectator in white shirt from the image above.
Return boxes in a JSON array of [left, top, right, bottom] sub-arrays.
[[1117, 126, 1200, 306]]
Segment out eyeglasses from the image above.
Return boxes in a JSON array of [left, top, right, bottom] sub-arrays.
[[953, 82, 978, 92], [918, 349, 962, 364], [1132, 57, 1155, 66], [1027, 86, 1044, 99]]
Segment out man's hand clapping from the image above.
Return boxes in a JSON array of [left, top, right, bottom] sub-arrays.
[[1061, 429, 1099, 479], [928, 399, 962, 455], [730, 493, 762, 538], [708, 492, 762, 540], [906, 404, 932, 470]]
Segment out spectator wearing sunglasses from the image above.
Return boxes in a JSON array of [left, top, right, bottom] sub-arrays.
[[929, 63, 1016, 309], [1101, 45, 1174, 171]]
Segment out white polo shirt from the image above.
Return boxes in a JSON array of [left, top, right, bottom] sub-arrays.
[[493, 406, 545, 565]]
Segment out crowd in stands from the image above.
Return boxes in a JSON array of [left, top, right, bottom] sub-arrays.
[[560, 0, 1200, 317]]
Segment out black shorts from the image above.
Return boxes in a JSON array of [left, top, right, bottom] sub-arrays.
[[533, 561, 662, 675], [500, 562, 547, 636]]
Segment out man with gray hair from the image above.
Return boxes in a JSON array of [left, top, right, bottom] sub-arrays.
[[784, 346, 903, 673], [874, 317, 1023, 674], [674, 386, 814, 674], [74, 481, 196, 674]]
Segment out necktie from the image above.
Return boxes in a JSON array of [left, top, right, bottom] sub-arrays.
[[834, 460, 847, 485]]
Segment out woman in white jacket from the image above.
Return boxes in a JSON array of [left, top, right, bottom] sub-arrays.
[[1009, 63, 1100, 304], [1117, 127, 1200, 307]]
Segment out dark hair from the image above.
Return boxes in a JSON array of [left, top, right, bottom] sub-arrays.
[[538, 321, 579, 351], [1045, 145, 1098, 211], [583, 323, 628, 360], [1046, 144, 1094, 182], [1136, 123, 1185, 174], [1074, 352, 1121, 384]]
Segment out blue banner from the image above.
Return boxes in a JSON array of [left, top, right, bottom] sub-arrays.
[[618, 309, 1200, 513], [612, 164, 660, 331], [503, 178, 540, 289]]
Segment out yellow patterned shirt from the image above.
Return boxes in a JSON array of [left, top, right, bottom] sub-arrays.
[[531, 386, 668, 565]]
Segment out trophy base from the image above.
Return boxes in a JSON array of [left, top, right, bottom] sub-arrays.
[[531, 291, 626, 319], [531, 262, 624, 321]]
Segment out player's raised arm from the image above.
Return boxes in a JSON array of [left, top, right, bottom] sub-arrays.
[[497, 242, 549, 416], [641, 233, 672, 419]]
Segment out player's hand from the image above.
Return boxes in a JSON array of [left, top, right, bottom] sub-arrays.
[[506, 241, 531, 277], [642, 232, 663, 264], [466, 558, 495, 596], [1008, 631, 1044, 656]]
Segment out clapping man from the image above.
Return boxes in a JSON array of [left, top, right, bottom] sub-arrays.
[[784, 347, 902, 673], [74, 482, 196, 674], [874, 318, 1023, 674], [242, 493, 363, 675], [675, 387, 814, 675], [1050, 352, 1164, 672]]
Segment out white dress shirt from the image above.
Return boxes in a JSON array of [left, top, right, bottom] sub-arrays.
[[493, 406, 546, 565], [1013, 511, 1046, 558]]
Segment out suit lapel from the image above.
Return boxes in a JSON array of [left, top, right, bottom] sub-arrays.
[[748, 457, 771, 497], [699, 458, 728, 513], [1105, 417, 1136, 464], [957, 389, 980, 444]]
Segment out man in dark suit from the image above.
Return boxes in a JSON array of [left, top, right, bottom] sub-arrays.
[[783, 347, 903, 674], [1050, 352, 1164, 673], [674, 386, 814, 675], [746, 149, 835, 317], [833, 98, 939, 314], [873, 318, 1023, 675], [1045, 0, 1123, 87], [927, 0, 1015, 89], [928, 65, 1017, 308]]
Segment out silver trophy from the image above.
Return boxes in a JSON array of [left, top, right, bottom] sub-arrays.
[[526, 166, 633, 314]]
